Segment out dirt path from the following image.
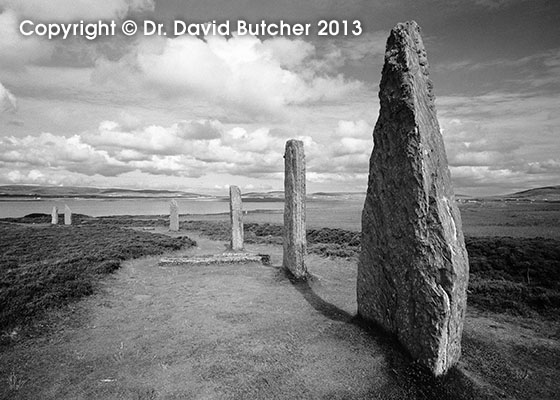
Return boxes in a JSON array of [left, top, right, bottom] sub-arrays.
[[1, 230, 559, 399]]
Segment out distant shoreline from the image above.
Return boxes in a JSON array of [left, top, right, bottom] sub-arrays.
[[0, 195, 363, 202]]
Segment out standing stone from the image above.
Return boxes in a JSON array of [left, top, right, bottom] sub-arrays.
[[283, 139, 307, 279], [169, 199, 179, 232], [64, 205, 72, 225], [51, 206, 58, 225], [229, 185, 244, 251], [357, 21, 469, 376]]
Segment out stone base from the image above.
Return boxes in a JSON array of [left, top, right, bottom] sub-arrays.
[[159, 253, 270, 266]]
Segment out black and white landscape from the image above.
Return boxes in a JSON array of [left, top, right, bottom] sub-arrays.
[[0, 1, 559, 399]]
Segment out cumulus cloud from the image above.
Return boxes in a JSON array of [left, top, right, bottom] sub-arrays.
[[0, 119, 307, 182], [2, 116, 378, 189], [331, 138, 371, 157], [434, 91, 560, 195], [313, 31, 388, 73], [5, 169, 45, 183], [93, 34, 362, 116], [310, 119, 371, 169], [0, 132, 126, 176], [0, 81, 17, 112], [298, 119, 373, 177], [526, 159, 560, 174], [439, 92, 560, 170], [2, 167, 97, 186], [83, 119, 291, 176], [0, 10, 54, 69], [307, 171, 368, 185], [0, 0, 154, 22], [0, 0, 154, 70], [4, 108, 555, 194], [257, 37, 315, 69], [0, 0, 155, 70], [449, 166, 520, 189], [449, 150, 505, 167], [0, 130, 209, 179], [335, 119, 371, 138], [84, 120, 223, 155]]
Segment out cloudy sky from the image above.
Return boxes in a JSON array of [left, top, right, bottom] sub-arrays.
[[0, 0, 558, 196]]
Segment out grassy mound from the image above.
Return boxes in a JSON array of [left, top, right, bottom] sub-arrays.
[[466, 236, 560, 318], [0, 216, 195, 331]]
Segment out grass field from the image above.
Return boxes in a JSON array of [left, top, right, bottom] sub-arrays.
[[0, 202, 559, 399], [179, 219, 560, 321], [0, 220, 195, 334], [3, 202, 558, 331], [16, 206, 555, 322]]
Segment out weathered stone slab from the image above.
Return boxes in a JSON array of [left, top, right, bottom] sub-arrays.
[[229, 185, 244, 251], [357, 21, 469, 376], [159, 253, 269, 266], [283, 139, 307, 279], [51, 206, 58, 225], [169, 199, 179, 232], [64, 205, 72, 225]]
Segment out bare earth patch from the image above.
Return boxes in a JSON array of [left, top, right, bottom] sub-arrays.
[[1, 230, 559, 399]]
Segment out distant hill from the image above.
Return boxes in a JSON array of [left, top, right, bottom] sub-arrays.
[[243, 191, 285, 199], [0, 185, 368, 201], [236, 191, 365, 202], [0, 185, 211, 199], [487, 185, 560, 202]]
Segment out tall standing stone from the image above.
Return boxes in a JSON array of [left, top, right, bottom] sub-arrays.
[[357, 21, 469, 376], [64, 205, 72, 225], [169, 199, 179, 232], [229, 185, 244, 251], [283, 139, 307, 279], [51, 206, 58, 225]]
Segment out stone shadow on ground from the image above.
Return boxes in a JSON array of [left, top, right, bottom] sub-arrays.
[[291, 276, 354, 323], [283, 267, 497, 400]]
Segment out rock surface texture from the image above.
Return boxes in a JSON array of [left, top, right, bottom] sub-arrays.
[[159, 253, 267, 266], [283, 139, 307, 279], [357, 21, 469, 376], [51, 206, 58, 225], [229, 185, 244, 251], [64, 205, 72, 225], [169, 200, 179, 232]]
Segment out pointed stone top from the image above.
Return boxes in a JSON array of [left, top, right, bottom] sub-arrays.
[[387, 21, 426, 65], [379, 20, 435, 120], [392, 20, 421, 37]]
